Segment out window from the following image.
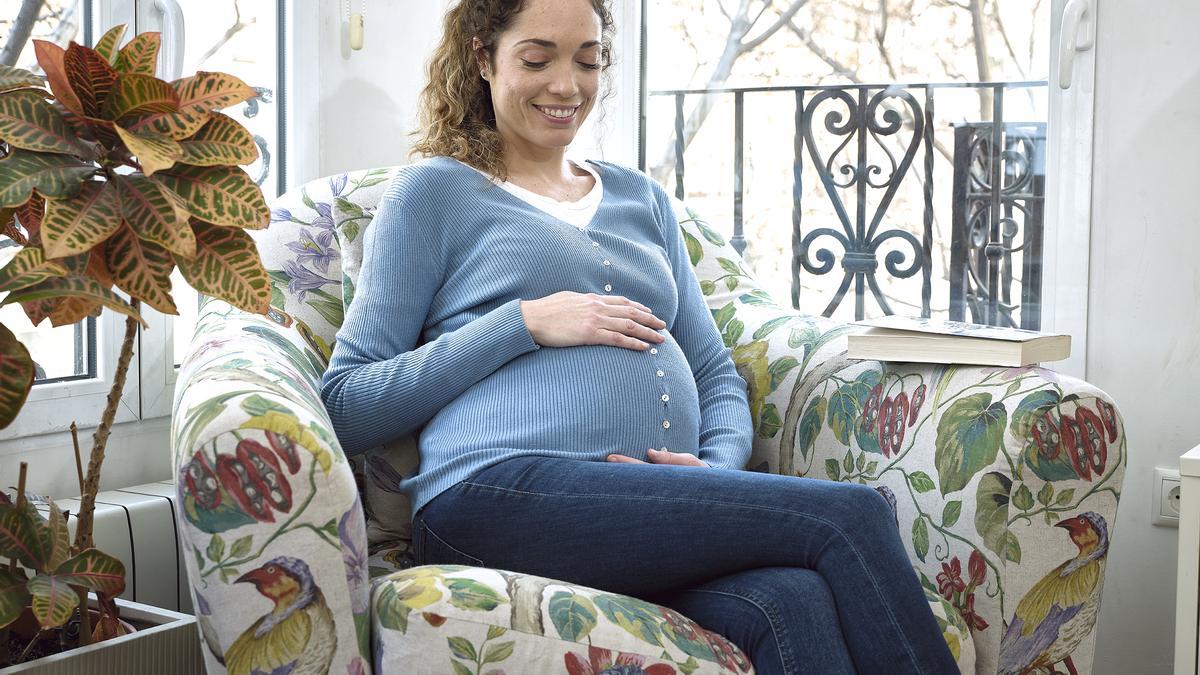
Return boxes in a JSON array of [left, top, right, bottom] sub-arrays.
[[640, 0, 1095, 377], [165, 0, 285, 365], [0, 250, 95, 384], [1, 0, 99, 387], [0, 0, 141, 439], [140, 0, 290, 418]]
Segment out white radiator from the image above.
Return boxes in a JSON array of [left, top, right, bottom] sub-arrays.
[[37, 480, 192, 615], [1177, 445, 1200, 674]]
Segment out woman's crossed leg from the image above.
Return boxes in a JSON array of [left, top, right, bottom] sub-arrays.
[[413, 455, 957, 674]]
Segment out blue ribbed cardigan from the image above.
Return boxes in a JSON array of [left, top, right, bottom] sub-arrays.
[[320, 157, 754, 516]]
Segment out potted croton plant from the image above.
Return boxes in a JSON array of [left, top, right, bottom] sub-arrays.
[[0, 24, 270, 668]]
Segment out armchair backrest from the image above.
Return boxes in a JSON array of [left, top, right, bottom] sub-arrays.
[[254, 168, 404, 350]]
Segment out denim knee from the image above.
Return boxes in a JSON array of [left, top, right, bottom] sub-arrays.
[[701, 568, 849, 675], [830, 483, 899, 538]]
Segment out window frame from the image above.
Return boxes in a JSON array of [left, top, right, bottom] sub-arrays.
[[0, 310, 140, 440], [1041, 0, 1097, 380]]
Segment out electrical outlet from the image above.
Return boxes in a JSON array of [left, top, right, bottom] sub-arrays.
[[1167, 482, 1182, 516], [1153, 467, 1181, 527]]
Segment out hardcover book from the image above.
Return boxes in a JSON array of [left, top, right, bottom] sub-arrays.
[[847, 315, 1071, 367]]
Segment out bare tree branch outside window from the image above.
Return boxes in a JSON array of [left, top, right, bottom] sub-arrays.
[[1, 0, 48, 66]]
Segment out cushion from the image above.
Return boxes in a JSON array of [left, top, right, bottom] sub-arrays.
[[367, 539, 415, 579], [331, 167, 418, 546], [371, 565, 755, 674], [670, 198, 844, 474]]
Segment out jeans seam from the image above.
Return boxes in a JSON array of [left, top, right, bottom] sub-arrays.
[[413, 520, 425, 563], [457, 481, 923, 671], [673, 587, 793, 674], [422, 520, 485, 567]]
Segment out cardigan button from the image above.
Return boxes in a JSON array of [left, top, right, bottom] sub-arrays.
[[662, 420, 671, 429], [604, 284, 612, 292], [656, 370, 665, 377]]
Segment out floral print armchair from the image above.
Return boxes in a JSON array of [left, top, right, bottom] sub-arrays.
[[171, 166, 1125, 674]]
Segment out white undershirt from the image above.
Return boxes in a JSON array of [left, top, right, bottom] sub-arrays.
[[463, 159, 603, 230]]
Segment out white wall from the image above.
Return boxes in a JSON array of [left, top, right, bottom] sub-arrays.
[[312, 0, 455, 177], [1087, 1, 1200, 672], [0, 418, 172, 500], [310, 0, 639, 179]]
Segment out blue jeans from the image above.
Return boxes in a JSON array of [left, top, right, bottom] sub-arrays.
[[413, 456, 959, 675]]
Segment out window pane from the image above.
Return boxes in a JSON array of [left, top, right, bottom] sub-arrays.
[[0, 0, 96, 383], [644, 1, 1050, 328], [169, 0, 283, 366], [0, 243, 95, 381], [0, 0, 87, 71]]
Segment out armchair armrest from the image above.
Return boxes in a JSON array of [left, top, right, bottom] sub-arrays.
[[673, 198, 1124, 673], [763, 320, 1126, 675], [171, 297, 371, 674]]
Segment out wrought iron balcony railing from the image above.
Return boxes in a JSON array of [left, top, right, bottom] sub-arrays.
[[643, 80, 1048, 329]]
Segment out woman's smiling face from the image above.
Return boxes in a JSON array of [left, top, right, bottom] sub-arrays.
[[480, 0, 604, 155]]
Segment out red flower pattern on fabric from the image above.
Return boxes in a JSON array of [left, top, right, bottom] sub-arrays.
[[563, 646, 677, 675], [908, 383, 926, 426], [938, 557, 966, 599], [1075, 407, 1108, 476], [968, 549, 987, 587], [959, 592, 989, 632], [700, 628, 753, 672], [659, 607, 699, 642]]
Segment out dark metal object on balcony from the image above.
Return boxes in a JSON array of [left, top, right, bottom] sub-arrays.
[[950, 120, 1046, 330], [795, 86, 930, 320]]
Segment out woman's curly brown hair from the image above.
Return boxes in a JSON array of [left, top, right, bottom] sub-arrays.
[[411, 0, 615, 181]]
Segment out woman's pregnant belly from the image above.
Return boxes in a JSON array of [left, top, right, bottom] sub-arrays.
[[421, 330, 702, 457]]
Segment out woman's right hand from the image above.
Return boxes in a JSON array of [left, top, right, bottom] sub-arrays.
[[520, 292, 667, 350]]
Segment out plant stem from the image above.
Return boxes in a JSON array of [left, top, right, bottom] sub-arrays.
[[16, 630, 43, 664], [15, 462, 26, 510], [10, 463, 25, 574], [70, 423, 84, 497], [73, 303, 140, 551], [75, 589, 90, 648]]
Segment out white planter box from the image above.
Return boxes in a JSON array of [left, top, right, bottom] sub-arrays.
[[6, 598, 203, 674]]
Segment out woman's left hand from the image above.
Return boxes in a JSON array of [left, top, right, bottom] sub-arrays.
[[607, 448, 710, 468]]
